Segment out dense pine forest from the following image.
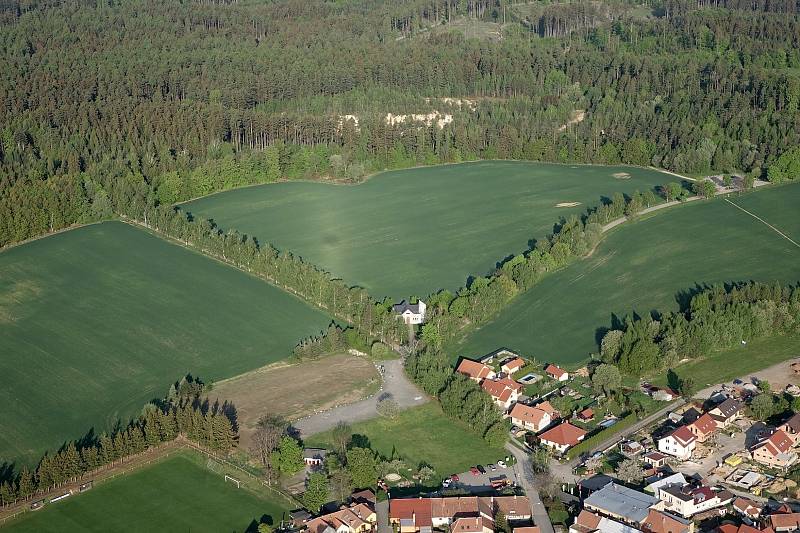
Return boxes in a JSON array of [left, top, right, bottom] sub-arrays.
[[1, 0, 799, 246]]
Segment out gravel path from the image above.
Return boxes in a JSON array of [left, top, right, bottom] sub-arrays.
[[293, 358, 428, 436]]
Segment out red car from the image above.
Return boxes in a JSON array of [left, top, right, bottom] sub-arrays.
[[470, 467, 480, 476], [450, 473, 459, 482]]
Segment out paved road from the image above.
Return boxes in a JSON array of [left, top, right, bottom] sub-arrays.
[[505, 443, 554, 533], [294, 358, 428, 436], [376, 500, 391, 533]]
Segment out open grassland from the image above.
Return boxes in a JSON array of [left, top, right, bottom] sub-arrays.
[[457, 184, 800, 366], [182, 161, 668, 299], [0, 222, 331, 465], [3, 451, 288, 533], [305, 403, 505, 475], [212, 353, 381, 450]]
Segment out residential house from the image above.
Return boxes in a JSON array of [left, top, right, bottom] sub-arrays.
[[583, 483, 659, 527], [545, 364, 569, 382], [392, 300, 427, 324], [771, 512, 800, 531], [656, 484, 734, 518], [750, 430, 798, 469], [687, 414, 717, 443], [779, 413, 800, 445], [389, 496, 531, 533], [304, 448, 328, 467], [509, 403, 553, 433], [536, 400, 558, 418], [640, 508, 694, 533], [658, 426, 697, 460], [456, 359, 496, 383], [569, 509, 642, 533], [306, 502, 377, 533], [651, 388, 680, 402], [645, 473, 687, 495], [732, 497, 763, 521], [501, 357, 526, 375], [538, 422, 587, 454], [643, 452, 669, 469], [708, 398, 745, 429], [481, 377, 523, 411]]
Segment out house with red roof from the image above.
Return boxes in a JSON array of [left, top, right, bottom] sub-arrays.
[[779, 413, 800, 446], [717, 525, 775, 533], [500, 357, 526, 375], [481, 377, 523, 411], [731, 497, 763, 521], [656, 483, 734, 518], [751, 429, 798, 469], [306, 502, 377, 533], [509, 403, 553, 433], [641, 508, 694, 533], [577, 408, 594, 421], [545, 364, 569, 382], [389, 496, 531, 533], [657, 426, 697, 460], [456, 359, 496, 383], [770, 511, 800, 531], [687, 413, 717, 443], [539, 421, 586, 454]]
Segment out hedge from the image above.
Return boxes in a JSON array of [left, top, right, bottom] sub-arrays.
[[566, 413, 638, 460]]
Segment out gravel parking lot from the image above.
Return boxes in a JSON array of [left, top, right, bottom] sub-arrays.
[[446, 462, 518, 494]]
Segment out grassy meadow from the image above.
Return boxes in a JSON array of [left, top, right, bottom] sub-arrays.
[[457, 184, 800, 366], [0, 222, 331, 465], [305, 403, 505, 475], [3, 452, 288, 532], [182, 161, 668, 299]]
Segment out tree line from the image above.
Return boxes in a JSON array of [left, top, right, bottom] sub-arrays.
[[599, 281, 800, 376], [0, 376, 237, 507]]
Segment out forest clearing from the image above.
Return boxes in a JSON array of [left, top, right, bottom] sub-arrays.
[[183, 161, 668, 299]]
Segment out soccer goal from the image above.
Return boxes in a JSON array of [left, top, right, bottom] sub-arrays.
[[225, 475, 241, 488], [206, 458, 224, 474]]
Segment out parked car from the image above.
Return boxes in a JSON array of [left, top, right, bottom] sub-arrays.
[[489, 463, 497, 472], [497, 460, 507, 469], [450, 474, 459, 482], [470, 467, 480, 476], [477, 465, 486, 474]]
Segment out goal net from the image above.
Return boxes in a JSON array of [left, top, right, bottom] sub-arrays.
[[206, 458, 224, 474], [225, 475, 241, 488]]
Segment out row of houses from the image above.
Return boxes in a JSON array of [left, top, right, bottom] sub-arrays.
[[389, 495, 535, 533]]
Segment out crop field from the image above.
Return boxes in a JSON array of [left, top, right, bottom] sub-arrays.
[[0, 222, 331, 465], [457, 184, 800, 366], [3, 452, 289, 532], [305, 403, 505, 475], [182, 161, 668, 299]]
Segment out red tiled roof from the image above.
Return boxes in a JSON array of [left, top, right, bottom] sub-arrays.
[[771, 512, 800, 530], [642, 509, 690, 533], [540, 422, 586, 447], [502, 357, 525, 371], [390, 498, 432, 527], [457, 359, 493, 381], [753, 429, 793, 456], [574, 510, 601, 529], [719, 526, 775, 533], [669, 425, 697, 446], [536, 400, 557, 415], [690, 413, 717, 436], [513, 528, 541, 533], [545, 364, 566, 378], [578, 408, 594, 420], [509, 403, 549, 427]]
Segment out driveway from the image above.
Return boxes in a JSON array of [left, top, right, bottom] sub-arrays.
[[505, 443, 554, 533], [294, 358, 427, 436], [447, 463, 518, 494]]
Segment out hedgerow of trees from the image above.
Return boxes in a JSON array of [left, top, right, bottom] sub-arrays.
[[0, 376, 237, 507]]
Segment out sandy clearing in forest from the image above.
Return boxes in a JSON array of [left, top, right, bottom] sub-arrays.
[[555, 202, 581, 208]]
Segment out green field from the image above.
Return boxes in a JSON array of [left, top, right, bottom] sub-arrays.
[[457, 184, 800, 366], [182, 161, 668, 299], [305, 403, 505, 475], [0, 222, 331, 465], [3, 452, 288, 532]]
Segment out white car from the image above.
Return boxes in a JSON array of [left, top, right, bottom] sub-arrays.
[[497, 460, 507, 469]]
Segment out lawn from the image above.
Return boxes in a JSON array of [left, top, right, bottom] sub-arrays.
[[3, 451, 289, 532], [456, 183, 800, 366], [305, 403, 505, 475], [0, 221, 332, 465], [182, 161, 668, 299]]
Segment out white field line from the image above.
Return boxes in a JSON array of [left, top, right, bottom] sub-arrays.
[[650, 166, 697, 182], [724, 198, 800, 249]]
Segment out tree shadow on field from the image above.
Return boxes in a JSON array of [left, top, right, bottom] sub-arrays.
[[244, 513, 276, 533], [674, 282, 713, 311], [594, 313, 626, 348], [0, 461, 16, 484]]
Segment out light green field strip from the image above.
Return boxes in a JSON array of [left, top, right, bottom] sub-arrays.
[[3, 452, 288, 533], [183, 161, 669, 299], [457, 184, 800, 366], [0, 222, 332, 466]]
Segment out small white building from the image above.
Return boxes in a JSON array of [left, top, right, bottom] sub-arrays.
[[392, 300, 427, 324], [657, 426, 696, 460]]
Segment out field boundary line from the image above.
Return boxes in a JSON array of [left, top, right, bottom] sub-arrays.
[[724, 198, 800, 249]]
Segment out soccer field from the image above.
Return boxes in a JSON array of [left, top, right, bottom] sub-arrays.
[[182, 161, 668, 299], [0, 222, 331, 465], [3, 452, 289, 532], [457, 184, 800, 366]]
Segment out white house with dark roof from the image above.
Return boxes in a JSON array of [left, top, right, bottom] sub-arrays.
[[392, 300, 427, 324]]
